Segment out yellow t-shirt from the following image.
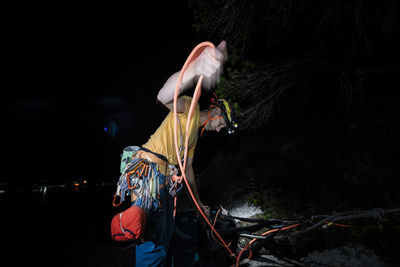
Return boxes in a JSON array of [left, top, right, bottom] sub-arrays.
[[142, 96, 200, 165]]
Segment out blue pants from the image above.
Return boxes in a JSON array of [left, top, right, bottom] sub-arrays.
[[135, 174, 174, 267]]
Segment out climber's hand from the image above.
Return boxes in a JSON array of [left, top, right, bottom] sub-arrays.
[[186, 40, 227, 90]]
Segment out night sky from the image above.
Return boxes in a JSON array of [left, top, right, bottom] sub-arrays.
[[2, 2, 202, 185]]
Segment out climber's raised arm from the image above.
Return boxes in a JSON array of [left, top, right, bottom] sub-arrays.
[[157, 41, 227, 112]]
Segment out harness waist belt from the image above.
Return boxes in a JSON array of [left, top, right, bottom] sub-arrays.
[[140, 147, 169, 164], [137, 147, 169, 175]]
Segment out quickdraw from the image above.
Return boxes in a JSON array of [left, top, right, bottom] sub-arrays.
[[168, 175, 183, 198], [167, 165, 182, 198], [114, 155, 163, 212], [112, 193, 122, 207]]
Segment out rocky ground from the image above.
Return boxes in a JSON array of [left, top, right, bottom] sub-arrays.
[[225, 200, 395, 266], [197, 99, 400, 266]]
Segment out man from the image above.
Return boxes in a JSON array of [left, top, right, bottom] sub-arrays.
[[120, 41, 237, 266]]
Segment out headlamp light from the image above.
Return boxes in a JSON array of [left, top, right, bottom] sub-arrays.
[[227, 122, 238, 134]]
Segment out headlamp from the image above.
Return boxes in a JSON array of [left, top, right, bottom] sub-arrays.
[[210, 98, 238, 134]]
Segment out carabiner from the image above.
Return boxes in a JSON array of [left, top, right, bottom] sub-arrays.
[[127, 172, 137, 190], [169, 178, 183, 197], [112, 194, 122, 207]]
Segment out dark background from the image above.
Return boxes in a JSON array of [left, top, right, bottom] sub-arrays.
[[1, 1, 400, 266], [2, 2, 204, 185], [1, 2, 206, 266], [2, 2, 399, 187]]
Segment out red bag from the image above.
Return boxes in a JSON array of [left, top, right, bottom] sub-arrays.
[[111, 205, 146, 241]]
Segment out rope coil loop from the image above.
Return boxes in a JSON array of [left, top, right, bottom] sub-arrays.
[[172, 42, 237, 260]]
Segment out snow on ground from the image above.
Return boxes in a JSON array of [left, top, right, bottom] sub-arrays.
[[228, 201, 263, 220]]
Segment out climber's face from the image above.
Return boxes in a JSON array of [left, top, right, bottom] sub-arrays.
[[205, 107, 226, 132]]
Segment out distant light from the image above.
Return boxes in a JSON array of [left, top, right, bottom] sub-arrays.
[[74, 183, 79, 187], [104, 122, 117, 138], [83, 180, 87, 184]]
